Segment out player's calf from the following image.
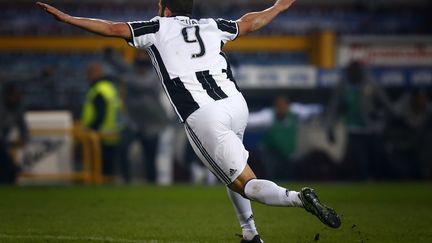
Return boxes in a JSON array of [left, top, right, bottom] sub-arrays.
[[243, 179, 303, 207]]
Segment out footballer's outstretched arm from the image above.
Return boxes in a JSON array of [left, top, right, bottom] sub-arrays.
[[36, 2, 131, 39], [237, 0, 296, 36]]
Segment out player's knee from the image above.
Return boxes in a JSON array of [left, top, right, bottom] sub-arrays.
[[228, 165, 257, 198]]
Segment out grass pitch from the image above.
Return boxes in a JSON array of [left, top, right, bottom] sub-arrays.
[[0, 183, 431, 243]]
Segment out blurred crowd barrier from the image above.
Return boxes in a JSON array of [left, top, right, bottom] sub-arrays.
[[14, 112, 110, 185]]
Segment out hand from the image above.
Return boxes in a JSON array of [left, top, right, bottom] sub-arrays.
[[274, 0, 296, 12], [36, 2, 70, 22]]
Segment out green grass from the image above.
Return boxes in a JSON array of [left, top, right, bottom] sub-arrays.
[[0, 183, 431, 243]]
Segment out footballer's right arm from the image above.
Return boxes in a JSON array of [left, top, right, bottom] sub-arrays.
[[236, 0, 296, 36], [36, 2, 131, 39]]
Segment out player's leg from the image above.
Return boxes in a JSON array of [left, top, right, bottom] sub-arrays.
[[225, 94, 303, 207], [227, 188, 259, 241], [224, 94, 341, 229], [228, 165, 303, 207], [184, 120, 261, 241], [224, 117, 261, 242], [184, 95, 263, 242], [229, 165, 341, 228], [185, 93, 340, 241]]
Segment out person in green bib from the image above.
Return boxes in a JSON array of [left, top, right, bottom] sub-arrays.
[[248, 96, 299, 180], [327, 61, 393, 180], [81, 62, 122, 178], [264, 97, 298, 180]]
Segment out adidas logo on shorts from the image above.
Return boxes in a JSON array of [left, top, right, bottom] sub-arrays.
[[229, 169, 238, 176]]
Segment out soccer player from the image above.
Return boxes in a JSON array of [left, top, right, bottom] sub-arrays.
[[37, 0, 341, 242]]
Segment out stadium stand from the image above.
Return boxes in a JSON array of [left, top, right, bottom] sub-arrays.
[[0, 1, 430, 36]]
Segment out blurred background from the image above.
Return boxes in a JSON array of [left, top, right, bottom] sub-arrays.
[[1, 0, 431, 185]]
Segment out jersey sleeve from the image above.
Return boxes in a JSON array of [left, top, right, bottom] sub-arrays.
[[214, 18, 239, 43], [126, 17, 160, 49]]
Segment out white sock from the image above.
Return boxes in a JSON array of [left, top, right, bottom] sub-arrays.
[[227, 188, 258, 240], [244, 179, 303, 207]]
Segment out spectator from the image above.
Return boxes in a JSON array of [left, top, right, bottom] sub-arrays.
[[248, 96, 300, 180], [116, 51, 171, 183], [0, 83, 28, 184], [390, 89, 432, 179], [327, 61, 393, 180], [81, 62, 122, 179]]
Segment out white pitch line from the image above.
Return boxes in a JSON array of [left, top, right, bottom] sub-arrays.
[[0, 234, 191, 243]]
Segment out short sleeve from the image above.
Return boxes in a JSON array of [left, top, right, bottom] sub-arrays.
[[215, 18, 239, 43], [126, 17, 160, 49]]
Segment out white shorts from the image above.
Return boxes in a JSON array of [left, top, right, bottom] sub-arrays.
[[185, 93, 249, 185]]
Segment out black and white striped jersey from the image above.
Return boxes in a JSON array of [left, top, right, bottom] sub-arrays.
[[126, 16, 240, 122]]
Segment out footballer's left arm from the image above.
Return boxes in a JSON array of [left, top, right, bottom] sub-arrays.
[[36, 2, 131, 39]]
